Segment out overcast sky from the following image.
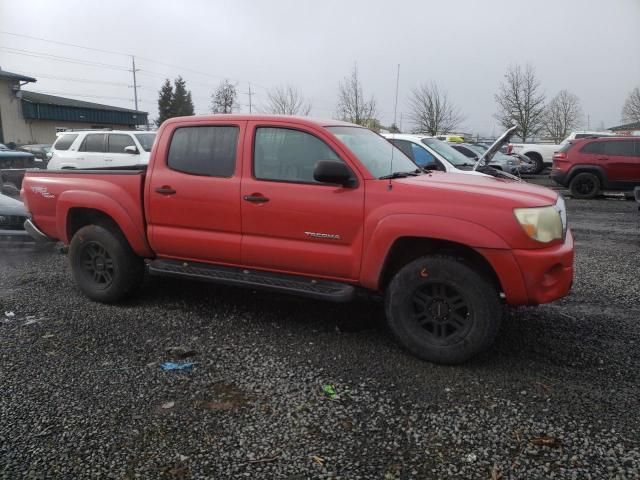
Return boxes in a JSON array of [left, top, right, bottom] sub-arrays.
[[1, 0, 638, 135]]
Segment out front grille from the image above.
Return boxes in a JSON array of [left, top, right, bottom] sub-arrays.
[[0, 215, 26, 230]]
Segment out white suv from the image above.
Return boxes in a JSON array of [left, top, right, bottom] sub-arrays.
[[47, 130, 156, 169]]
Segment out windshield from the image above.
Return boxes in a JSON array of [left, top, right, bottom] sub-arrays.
[[420, 138, 473, 166], [327, 127, 417, 178], [134, 133, 156, 152]]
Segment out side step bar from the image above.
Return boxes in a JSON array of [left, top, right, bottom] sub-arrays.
[[148, 259, 356, 303]]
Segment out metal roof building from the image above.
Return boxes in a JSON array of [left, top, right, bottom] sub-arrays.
[[0, 67, 148, 145]]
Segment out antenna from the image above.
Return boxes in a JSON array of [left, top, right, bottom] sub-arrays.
[[388, 63, 400, 190]]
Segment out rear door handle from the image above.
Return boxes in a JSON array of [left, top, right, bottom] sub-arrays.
[[243, 194, 269, 203], [155, 186, 176, 195]]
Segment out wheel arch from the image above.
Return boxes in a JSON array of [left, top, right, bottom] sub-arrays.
[[566, 165, 607, 185], [378, 237, 503, 294]]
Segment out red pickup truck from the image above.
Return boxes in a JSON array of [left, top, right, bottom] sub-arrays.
[[22, 115, 574, 364]]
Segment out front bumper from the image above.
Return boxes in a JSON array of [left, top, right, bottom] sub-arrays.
[[479, 230, 574, 306]]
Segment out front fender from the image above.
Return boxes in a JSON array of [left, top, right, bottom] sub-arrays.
[[360, 214, 511, 290], [56, 190, 152, 257]]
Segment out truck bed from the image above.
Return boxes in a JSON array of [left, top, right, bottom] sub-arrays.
[[22, 169, 148, 251]]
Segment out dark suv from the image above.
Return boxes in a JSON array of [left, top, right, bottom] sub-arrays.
[[550, 137, 640, 198]]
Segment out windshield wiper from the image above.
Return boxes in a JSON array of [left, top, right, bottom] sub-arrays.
[[379, 170, 422, 180]]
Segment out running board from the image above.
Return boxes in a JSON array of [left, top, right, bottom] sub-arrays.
[[148, 259, 356, 303]]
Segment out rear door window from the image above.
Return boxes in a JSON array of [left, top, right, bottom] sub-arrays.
[[168, 126, 238, 177], [580, 142, 604, 154], [79, 134, 106, 153], [603, 140, 635, 157], [53, 134, 78, 151]]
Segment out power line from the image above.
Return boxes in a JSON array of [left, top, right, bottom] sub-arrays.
[[0, 30, 270, 90], [0, 47, 129, 71], [26, 89, 135, 102], [11, 71, 130, 87], [0, 30, 130, 57]]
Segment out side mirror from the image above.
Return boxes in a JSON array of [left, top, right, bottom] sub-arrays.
[[124, 145, 139, 154], [313, 160, 355, 187]]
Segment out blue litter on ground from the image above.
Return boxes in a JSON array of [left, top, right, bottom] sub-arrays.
[[160, 361, 195, 371]]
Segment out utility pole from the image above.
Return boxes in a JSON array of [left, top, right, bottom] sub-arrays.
[[130, 55, 140, 111], [247, 82, 253, 113]]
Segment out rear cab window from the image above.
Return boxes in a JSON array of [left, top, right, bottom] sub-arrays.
[[168, 126, 238, 177], [53, 134, 78, 151]]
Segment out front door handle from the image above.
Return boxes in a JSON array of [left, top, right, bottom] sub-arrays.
[[243, 194, 269, 203], [155, 186, 176, 195]]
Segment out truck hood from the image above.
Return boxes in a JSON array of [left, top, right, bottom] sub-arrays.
[[393, 171, 558, 207]]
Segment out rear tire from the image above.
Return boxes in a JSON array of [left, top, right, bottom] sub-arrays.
[[69, 224, 144, 303], [385, 255, 502, 364], [569, 172, 600, 199], [526, 153, 545, 174]]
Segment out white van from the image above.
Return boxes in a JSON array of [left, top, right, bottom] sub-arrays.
[[48, 130, 156, 169]]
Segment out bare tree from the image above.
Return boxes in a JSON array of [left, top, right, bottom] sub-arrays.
[[408, 82, 464, 135], [264, 84, 312, 115], [211, 79, 238, 114], [336, 65, 377, 126], [494, 64, 546, 142], [622, 87, 640, 123], [543, 90, 583, 143]]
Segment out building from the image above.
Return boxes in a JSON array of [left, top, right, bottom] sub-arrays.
[[0, 67, 148, 145], [607, 121, 640, 136]]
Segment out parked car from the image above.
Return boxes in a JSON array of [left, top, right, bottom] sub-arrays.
[[472, 143, 535, 173], [23, 115, 573, 365], [0, 143, 36, 169], [18, 144, 52, 165], [450, 143, 522, 175], [509, 131, 616, 174], [1, 143, 37, 197], [47, 130, 157, 169], [381, 134, 487, 177], [0, 192, 31, 243], [550, 136, 640, 198]]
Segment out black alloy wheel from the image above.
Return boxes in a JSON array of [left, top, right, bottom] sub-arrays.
[[80, 241, 115, 289], [410, 282, 472, 345]]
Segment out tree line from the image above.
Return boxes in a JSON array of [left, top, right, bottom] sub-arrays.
[[156, 66, 640, 141]]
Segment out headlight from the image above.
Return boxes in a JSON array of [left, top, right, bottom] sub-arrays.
[[514, 196, 566, 243]]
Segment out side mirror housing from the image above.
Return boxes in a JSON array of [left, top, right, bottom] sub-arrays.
[[313, 160, 355, 187], [124, 145, 139, 154]]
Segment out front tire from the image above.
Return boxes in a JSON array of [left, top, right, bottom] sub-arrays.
[[569, 172, 600, 199], [385, 256, 502, 364], [69, 225, 144, 303]]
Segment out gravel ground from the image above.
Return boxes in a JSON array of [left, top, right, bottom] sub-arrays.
[[1, 195, 639, 479]]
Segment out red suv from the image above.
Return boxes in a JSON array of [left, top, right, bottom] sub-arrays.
[[551, 137, 640, 198]]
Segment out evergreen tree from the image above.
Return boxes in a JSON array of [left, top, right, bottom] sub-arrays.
[[172, 76, 195, 116], [156, 79, 174, 126]]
